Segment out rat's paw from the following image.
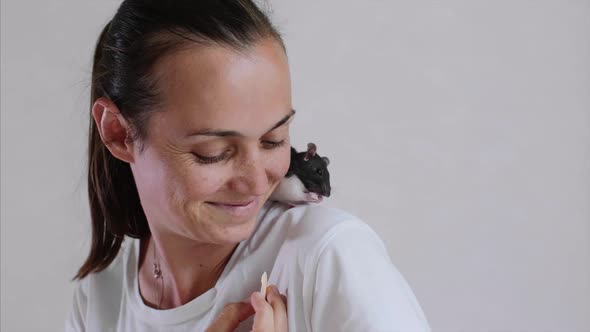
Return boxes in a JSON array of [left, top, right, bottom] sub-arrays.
[[304, 192, 323, 203]]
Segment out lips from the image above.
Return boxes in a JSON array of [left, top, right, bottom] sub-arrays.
[[206, 198, 259, 218], [214, 201, 254, 206]]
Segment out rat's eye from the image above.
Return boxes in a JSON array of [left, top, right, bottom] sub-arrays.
[[316, 168, 323, 175]]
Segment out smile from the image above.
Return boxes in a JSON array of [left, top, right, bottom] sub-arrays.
[[206, 199, 258, 218]]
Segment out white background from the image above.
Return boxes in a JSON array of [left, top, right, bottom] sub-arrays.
[[1, 0, 589, 331]]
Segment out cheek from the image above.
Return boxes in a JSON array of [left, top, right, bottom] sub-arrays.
[[135, 150, 222, 206], [131, 151, 170, 204], [166, 163, 229, 220], [267, 146, 291, 182], [172, 164, 226, 201], [154, 145, 291, 206]]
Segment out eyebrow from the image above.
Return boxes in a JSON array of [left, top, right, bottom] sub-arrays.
[[185, 109, 296, 138]]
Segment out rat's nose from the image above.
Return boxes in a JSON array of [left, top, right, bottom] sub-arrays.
[[322, 184, 331, 197]]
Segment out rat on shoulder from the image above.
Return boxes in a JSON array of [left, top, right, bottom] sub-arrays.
[[269, 142, 331, 206]]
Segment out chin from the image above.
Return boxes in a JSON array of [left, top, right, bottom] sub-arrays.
[[212, 216, 258, 245], [185, 196, 269, 244]]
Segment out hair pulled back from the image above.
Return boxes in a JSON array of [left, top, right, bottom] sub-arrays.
[[75, 0, 284, 280]]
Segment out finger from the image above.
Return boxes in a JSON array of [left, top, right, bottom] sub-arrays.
[[251, 291, 274, 331], [267, 285, 288, 331], [205, 302, 254, 332]]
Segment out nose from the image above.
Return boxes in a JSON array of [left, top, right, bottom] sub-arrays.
[[230, 153, 270, 196], [322, 183, 331, 197]]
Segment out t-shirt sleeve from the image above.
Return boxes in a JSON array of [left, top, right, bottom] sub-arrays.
[[309, 221, 431, 332], [64, 280, 87, 332]]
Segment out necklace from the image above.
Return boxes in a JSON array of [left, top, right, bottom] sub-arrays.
[[152, 239, 164, 309]]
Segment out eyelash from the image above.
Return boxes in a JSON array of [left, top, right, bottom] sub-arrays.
[[193, 139, 287, 165]]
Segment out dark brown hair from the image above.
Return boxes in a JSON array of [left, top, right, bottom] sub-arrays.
[[74, 0, 285, 280]]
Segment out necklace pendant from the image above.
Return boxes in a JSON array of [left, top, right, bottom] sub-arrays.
[[153, 263, 162, 279]]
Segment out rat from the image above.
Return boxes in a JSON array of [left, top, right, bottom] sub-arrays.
[[269, 142, 331, 206]]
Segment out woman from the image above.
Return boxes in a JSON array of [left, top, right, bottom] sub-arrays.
[[66, 0, 431, 331]]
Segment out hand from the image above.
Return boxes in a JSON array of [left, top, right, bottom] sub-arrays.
[[205, 285, 288, 332], [250, 285, 288, 332]]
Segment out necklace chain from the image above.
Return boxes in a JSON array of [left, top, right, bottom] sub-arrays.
[[152, 239, 163, 309]]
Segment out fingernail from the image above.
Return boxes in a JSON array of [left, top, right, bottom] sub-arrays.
[[271, 285, 279, 294]]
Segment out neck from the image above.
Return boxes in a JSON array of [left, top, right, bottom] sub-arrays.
[[138, 232, 238, 309]]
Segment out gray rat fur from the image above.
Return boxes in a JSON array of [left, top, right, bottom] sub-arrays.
[[269, 143, 331, 205]]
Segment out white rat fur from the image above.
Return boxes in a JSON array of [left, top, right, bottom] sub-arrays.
[[269, 175, 322, 205]]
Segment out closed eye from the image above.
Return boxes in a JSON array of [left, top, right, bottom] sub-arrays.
[[193, 139, 287, 165], [262, 139, 287, 149], [192, 151, 230, 164]]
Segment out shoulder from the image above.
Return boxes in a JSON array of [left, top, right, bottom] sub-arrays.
[[257, 201, 371, 253], [263, 200, 368, 236], [85, 237, 132, 288], [257, 201, 386, 273], [289, 208, 432, 331], [258, 202, 431, 330], [66, 238, 133, 330], [279, 204, 390, 274], [71, 238, 130, 290]]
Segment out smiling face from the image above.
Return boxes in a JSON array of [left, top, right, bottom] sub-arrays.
[[129, 38, 293, 245]]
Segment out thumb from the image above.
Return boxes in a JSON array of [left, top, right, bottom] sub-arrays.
[[205, 302, 255, 332], [251, 291, 274, 331]]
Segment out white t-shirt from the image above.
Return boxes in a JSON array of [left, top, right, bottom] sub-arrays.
[[65, 201, 431, 331]]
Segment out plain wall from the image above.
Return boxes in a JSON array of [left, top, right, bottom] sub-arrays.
[[1, 0, 589, 331]]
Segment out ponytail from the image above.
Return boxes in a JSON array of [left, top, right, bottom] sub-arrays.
[[73, 21, 149, 280]]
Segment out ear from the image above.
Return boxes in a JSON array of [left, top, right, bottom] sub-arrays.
[[304, 142, 317, 161], [91, 97, 135, 164], [322, 156, 330, 166], [306, 143, 317, 156]]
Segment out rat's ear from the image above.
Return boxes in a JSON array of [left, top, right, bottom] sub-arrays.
[[322, 157, 330, 166], [91, 97, 135, 163], [306, 143, 317, 155], [304, 142, 317, 161]]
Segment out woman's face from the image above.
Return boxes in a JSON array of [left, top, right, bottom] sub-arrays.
[[129, 38, 292, 245]]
